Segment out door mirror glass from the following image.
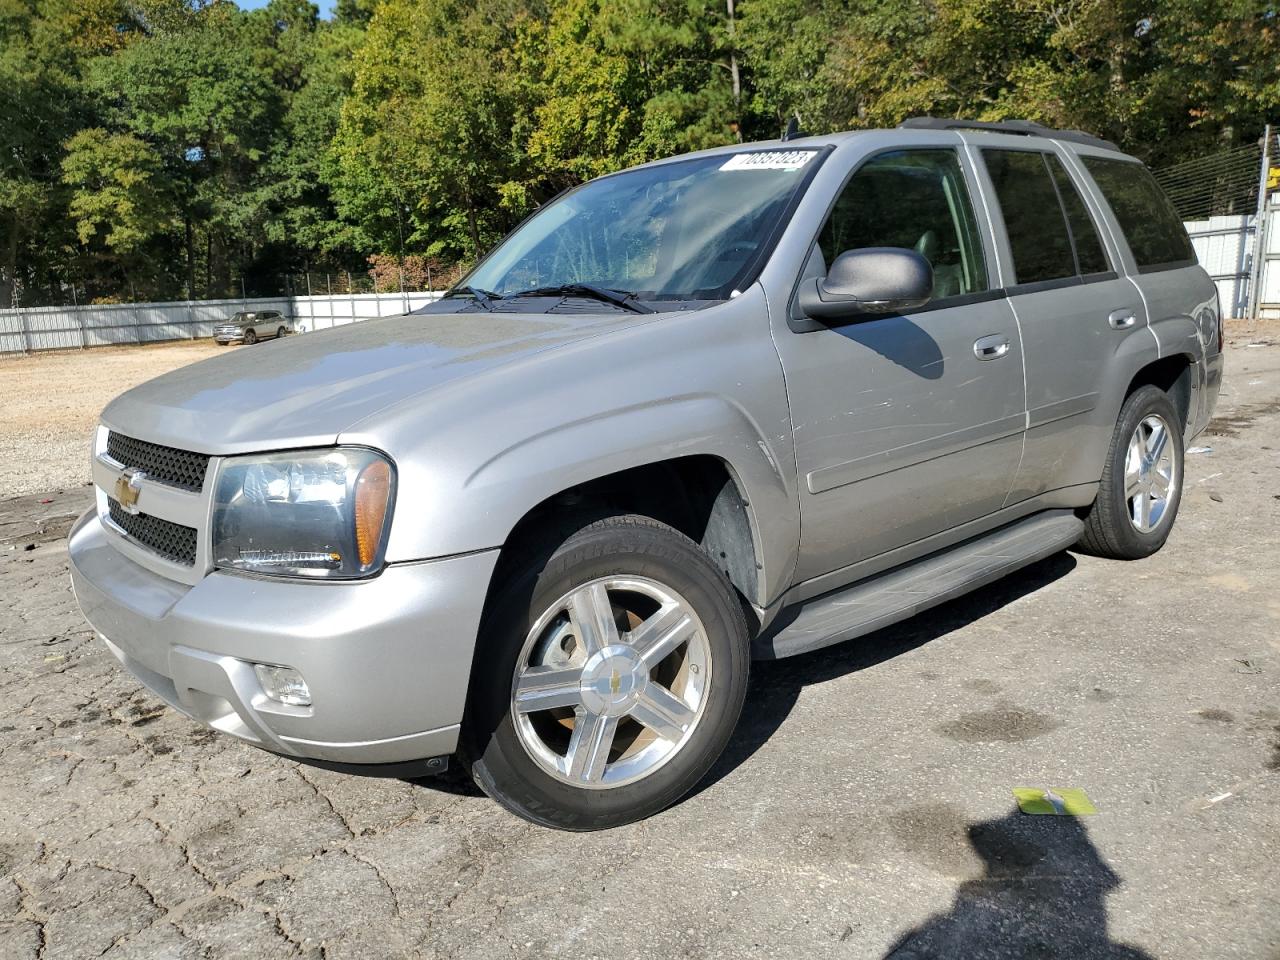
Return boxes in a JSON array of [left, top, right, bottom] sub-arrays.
[[799, 247, 933, 319]]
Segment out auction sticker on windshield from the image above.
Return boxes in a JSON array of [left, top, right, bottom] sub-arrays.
[[719, 150, 818, 172]]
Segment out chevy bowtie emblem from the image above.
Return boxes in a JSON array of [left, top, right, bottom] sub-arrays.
[[609, 670, 621, 695], [114, 469, 145, 514]]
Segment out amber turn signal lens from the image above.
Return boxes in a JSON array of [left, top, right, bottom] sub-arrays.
[[353, 458, 392, 569]]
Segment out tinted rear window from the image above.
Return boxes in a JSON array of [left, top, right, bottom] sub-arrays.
[[982, 150, 1077, 285], [1081, 156, 1195, 271]]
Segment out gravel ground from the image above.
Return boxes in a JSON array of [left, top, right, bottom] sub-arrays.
[[0, 341, 225, 498], [0, 324, 1278, 959]]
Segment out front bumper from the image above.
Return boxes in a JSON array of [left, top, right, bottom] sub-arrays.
[[213, 330, 244, 343], [68, 510, 498, 765]]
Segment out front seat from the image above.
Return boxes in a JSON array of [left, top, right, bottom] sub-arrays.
[[915, 230, 960, 299]]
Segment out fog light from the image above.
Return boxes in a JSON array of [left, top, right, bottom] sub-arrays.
[[254, 664, 311, 706]]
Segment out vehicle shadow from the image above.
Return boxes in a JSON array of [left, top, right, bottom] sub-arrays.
[[693, 551, 1078, 798], [882, 807, 1151, 959], [408, 761, 485, 797], [826, 314, 945, 380]]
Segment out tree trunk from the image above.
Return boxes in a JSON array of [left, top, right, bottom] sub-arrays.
[[727, 0, 742, 141], [184, 215, 196, 299], [466, 200, 481, 259], [2, 217, 19, 308]]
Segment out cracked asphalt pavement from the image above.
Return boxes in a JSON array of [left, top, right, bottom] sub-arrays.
[[2, 326, 1278, 959]]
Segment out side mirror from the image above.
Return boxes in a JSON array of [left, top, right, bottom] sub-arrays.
[[798, 247, 933, 320]]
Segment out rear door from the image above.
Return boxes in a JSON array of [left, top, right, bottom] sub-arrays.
[[774, 146, 1026, 583], [1075, 154, 1221, 430], [973, 144, 1147, 502]]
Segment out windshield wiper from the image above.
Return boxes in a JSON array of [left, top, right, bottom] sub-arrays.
[[444, 285, 505, 310], [506, 283, 654, 314]]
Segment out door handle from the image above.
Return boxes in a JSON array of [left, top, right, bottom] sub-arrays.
[[973, 335, 1010, 360], [1108, 309, 1137, 329]]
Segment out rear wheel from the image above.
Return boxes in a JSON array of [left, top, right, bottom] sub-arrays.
[[461, 514, 750, 830], [1077, 384, 1184, 559], [276, 326, 287, 339]]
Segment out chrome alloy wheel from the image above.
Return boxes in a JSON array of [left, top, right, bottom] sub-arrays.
[[511, 576, 712, 789], [1124, 413, 1179, 533]]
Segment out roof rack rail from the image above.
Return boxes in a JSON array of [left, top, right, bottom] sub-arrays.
[[898, 117, 1120, 152]]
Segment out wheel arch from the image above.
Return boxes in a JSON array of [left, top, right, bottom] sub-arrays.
[[494, 454, 769, 615], [447, 394, 801, 613], [1124, 352, 1196, 434]]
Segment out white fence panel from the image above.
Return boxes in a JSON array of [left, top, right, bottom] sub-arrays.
[[0, 292, 442, 356], [1184, 215, 1253, 318], [1261, 199, 1280, 318], [293, 292, 440, 332]]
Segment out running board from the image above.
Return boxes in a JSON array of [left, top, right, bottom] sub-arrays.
[[755, 510, 1084, 660]]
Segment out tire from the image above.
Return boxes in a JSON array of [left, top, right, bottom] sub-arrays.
[[276, 326, 287, 339], [1077, 384, 1184, 560], [460, 514, 751, 830], [243, 329, 257, 345]]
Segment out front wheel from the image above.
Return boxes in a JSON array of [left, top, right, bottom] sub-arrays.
[[243, 329, 257, 345], [461, 515, 750, 830], [1077, 384, 1184, 559]]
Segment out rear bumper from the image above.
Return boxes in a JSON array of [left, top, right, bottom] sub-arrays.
[[68, 510, 498, 765]]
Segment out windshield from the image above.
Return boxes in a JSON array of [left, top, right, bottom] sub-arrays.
[[462, 149, 825, 302]]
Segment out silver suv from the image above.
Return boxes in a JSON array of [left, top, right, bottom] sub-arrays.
[[70, 119, 1222, 830], [213, 310, 291, 345]]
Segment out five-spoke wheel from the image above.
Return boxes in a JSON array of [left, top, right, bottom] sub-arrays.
[[1124, 413, 1178, 533], [462, 514, 750, 830], [1078, 384, 1184, 559], [512, 577, 710, 788]]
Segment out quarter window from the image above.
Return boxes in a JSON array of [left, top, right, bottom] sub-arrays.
[[817, 149, 988, 300], [1081, 156, 1195, 271]]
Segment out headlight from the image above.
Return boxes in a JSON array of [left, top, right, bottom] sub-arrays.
[[212, 447, 395, 579]]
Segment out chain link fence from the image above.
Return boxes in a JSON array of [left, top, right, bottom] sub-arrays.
[[1153, 128, 1278, 318], [1154, 143, 1264, 221]]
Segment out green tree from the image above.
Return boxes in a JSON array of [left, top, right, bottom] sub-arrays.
[[0, 0, 135, 306], [333, 0, 538, 261], [61, 129, 174, 288], [3, 0, 1279, 306], [83, 1, 292, 296]]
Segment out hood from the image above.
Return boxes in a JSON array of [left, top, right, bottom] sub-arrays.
[[102, 310, 648, 454]]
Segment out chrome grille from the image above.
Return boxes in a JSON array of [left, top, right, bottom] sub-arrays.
[[106, 432, 210, 491], [107, 499, 198, 566]]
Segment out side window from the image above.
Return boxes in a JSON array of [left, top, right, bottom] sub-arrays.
[[982, 150, 1077, 285], [1081, 156, 1196, 271], [1047, 157, 1109, 275], [817, 149, 988, 300]]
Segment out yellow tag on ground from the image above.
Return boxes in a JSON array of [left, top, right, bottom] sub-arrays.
[[1012, 787, 1098, 815]]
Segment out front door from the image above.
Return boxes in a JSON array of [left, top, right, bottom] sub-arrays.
[[773, 147, 1027, 584]]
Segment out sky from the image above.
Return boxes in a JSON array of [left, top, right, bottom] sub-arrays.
[[236, 0, 337, 18]]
